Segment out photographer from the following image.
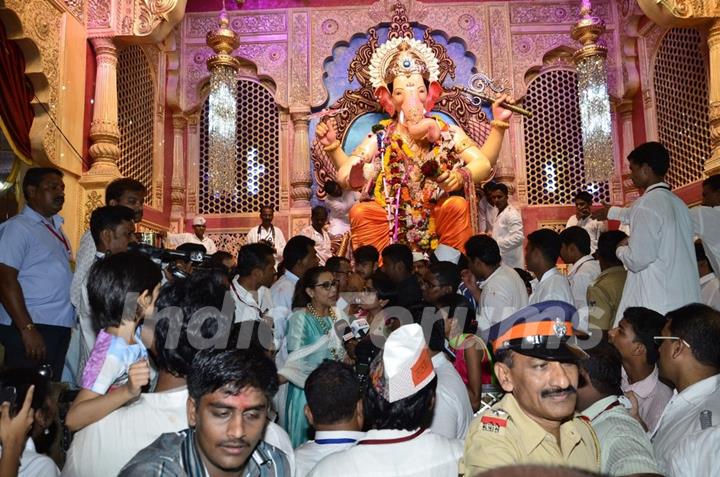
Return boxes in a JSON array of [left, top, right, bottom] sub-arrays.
[[0, 366, 59, 477]]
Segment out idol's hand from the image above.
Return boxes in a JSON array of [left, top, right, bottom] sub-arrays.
[[437, 170, 463, 193], [316, 118, 338, 147], [491, 94, 514, 122]]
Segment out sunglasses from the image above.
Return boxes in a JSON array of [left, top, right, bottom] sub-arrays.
[[653, 336, 692, 349], [313, 280, 339, 290]]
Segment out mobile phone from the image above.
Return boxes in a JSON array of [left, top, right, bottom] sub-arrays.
[[0, 386, 17, 407]]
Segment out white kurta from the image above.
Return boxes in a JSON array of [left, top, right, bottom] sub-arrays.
[[430, 353, 473, 440], [308, 428, 463, 477], [478, 196, 498, 234], [565, 214, 607, 253], [700, 273, 720, 310], [476, 264, 529, 331], [326, 191, 359, 236], [528, 268, 574, 305], [691, 205, 720, 277], [245, 224, 287, 264], [230, 277, 273, 323], [567, 254, 601, 331], [299, 225, 332, 265], [492, 205, 524, 269], [166, 232, 217, 255], [294, 430, 365, 477], [609, 182, 700, 326]]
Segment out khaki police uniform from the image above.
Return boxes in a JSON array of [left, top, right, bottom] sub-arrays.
[[459, 393, 600, 476]]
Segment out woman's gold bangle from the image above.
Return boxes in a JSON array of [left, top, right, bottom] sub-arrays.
[[490, 119, 510, 130]]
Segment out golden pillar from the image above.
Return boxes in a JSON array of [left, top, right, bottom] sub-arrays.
[[87, 38, 121, 177], [707, 19, 720, 176]]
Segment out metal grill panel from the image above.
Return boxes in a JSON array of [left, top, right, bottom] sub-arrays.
[[654, 28, 710, 189], [117, 45, 155, 197], [522, 69, 610, 205], [199, 80, 280, 214]]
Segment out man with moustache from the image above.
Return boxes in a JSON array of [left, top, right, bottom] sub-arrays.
[[120, 347, 290, 477], [460, 301, 600, 476], [0, 167, 74, 379]]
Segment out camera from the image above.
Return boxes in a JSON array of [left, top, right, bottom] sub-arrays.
[[128, 242, 214, 279]]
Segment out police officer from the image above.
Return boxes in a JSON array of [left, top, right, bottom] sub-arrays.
[[460, 301, 600, 476]]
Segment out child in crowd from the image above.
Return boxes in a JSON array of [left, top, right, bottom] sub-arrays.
[[65, 252, 162, 432]]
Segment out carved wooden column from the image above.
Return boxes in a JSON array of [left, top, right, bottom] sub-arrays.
[[170, 114, 186, 232], [87, 38, 121, 177], [185, 114, 201, 221], [707, 19, 720, 176], [613, 99, 634, 203], [290, 110, 312, 208]]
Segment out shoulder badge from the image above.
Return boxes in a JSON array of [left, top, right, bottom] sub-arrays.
[[480, 415, 507, 433]]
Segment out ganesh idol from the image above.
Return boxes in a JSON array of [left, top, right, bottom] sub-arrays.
[[316, 36, 513, 255]]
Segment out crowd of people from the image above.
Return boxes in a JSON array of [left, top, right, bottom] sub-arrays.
[[0, 140, 718, 476]]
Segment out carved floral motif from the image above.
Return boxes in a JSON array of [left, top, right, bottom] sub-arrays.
[[510, 1, 612, 25], [185, 13, 286, 38], [88, 0, 111, 29], [63, 0, 84, 22], [290, 12, 309, 106]]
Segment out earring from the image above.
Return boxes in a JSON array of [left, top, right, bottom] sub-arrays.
[[44, 427, 50, 435]]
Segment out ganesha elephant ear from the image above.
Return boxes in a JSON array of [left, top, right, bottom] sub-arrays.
[[424, 81, 443, 112], [375, 86, 395, 116]]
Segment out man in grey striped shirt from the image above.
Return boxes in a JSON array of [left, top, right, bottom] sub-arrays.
[[120, 348, 290, 477]]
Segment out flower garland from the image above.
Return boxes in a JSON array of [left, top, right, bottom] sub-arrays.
[[373, 117, 456, 253]]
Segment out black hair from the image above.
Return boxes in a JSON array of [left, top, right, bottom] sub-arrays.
[[152, 270, 231, 377], [324, 180, 342, 197], [0, 366, 52, 415], [627, 141, 670, 177], [22, 167, 63, 200], [465, 234, 502, 266], [311, 205, 328, 217], [482, 181, 497, 194], [514, 268, 534, 293], [381, 243, 413, 272], [283, 235, 316, 271], [703, 174, 720, 192], [428, 261, 461, 290], [188, 348, 279, 405], [621, 307, 666, 366], [236, 243, 274, 277], [492, 183, 509, 196], [326, 256, 351, 273], [259, 204, 274, 213], [579, 338, 623, 396], [494, 349, 514, 368], [87, 251, 162, 330], [354, 245, 379, 264], [89, 205, 135, 246], [560, 226, 591, 256], [368, 270, 398, 305], [596, 230, 627, 265], [364, 375, 437, 431], [695, 241, 713, 273], [292, 266, 331, 309], [436, 293, 477, 335], [527, 229, 562, 264], [574, 191, 593, 204], [210, 251, 234, 267], [305, 361, 361, 425], [667, 304, 720, 369], [105, 177, 146, 204]]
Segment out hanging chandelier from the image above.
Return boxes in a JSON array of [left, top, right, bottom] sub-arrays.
[[206, 12, 241, 197], [571, 0, 614, 183]]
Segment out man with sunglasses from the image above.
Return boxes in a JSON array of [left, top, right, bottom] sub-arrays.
[[650, 303, 720, 474], [460, 301, 600, 475]]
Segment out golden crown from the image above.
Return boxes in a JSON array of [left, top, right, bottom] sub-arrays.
[[369, 37, 440, 90]]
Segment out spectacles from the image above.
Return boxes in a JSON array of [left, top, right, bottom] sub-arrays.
[[313, 280, 339, 290], [653, 336, 692, 349]]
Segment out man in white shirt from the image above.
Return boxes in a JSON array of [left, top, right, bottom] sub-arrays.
[[695, 241, 720, 310], [560, 226, 601, 330], [295, 361, 365, 477], [477, 182, 498, 234], [576, 339, 662, 477], [310, 325, 463, 477], [166, 215, 217, 255], [426, 317, 473, 440], [245, 205, 287, 265], [668, 425, 720, 477], [651, 303, 720, 474], [692, 175, 720, 277], [230, 243, 276, 323], [608, 307, 673, 433], [324, 179, 359, 237], [465, 235, 528, 331], [525, 229, 574, 305], [300, 206, 333, 265], [594, 142, 700, 326], [565, 191, 607, 253], [489, 183, 524, 268]]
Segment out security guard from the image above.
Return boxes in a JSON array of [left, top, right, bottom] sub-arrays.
[[460, 301, 601, 476]]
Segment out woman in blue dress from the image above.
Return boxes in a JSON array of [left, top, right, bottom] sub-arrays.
[[283, 266, 345, 447]]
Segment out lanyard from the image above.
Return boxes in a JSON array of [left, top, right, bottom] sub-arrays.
[[42, 222, 70, 253], [258, 225, 275, 243], [358, 428, 425, 445], [315, 438, 358, 445], [231, 282, 266, 316], [590, 399, 622, 422]]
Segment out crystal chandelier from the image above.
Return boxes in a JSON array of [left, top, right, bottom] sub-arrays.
[[571, 0, 614, 182], [206, 13, 241, 197]]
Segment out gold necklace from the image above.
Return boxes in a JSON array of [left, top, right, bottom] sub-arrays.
[[306, 303, 335, 334]]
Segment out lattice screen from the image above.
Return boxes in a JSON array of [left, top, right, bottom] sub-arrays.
[[117, 45, 155, 197], [207, 232, 248, 259], [523, 69, 610, 206], [199, 80, 280, 214], [654, 28, 710, 189]]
